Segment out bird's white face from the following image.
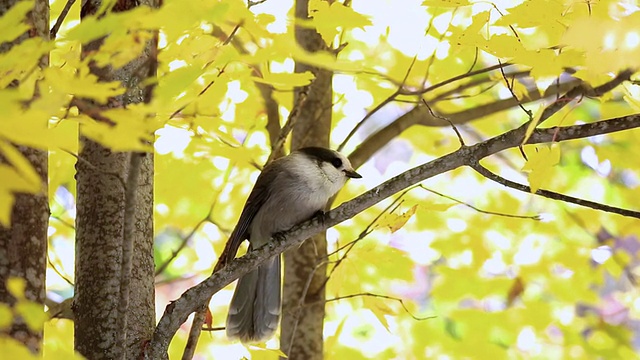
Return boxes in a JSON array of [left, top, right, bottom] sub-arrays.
[[318, 150, 359, 185], [286, 148, 362, 201]]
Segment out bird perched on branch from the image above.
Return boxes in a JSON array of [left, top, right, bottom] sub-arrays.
[[224, 147, 361, 343]]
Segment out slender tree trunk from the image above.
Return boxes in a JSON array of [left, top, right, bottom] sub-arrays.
[[0, 0, 49, 353], [280, 0, 333, 358], [73, 1, 157, 359]]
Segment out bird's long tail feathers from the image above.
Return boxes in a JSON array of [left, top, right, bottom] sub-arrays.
[[226, 256, 281, 343]]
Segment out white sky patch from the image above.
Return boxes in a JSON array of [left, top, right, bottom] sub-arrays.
[[482, 251, 507, 275], [245, 131, 268, 150], [449, 249, 473, 268], [446, 218, 467, 233], [485, 230, 511, 250], [591, 245, 612, 264], [538, 213, 555, 222], [168, 59, 187, 71], [625, 31, 640, 49], [158, 31, 167, 48], [202, 222, 222, 243], [212, 156, 230, 171], [347, 49, 365, 61], [517, 326, 541, 354], [395, 230, 438, 265], [514, 235, 544, 265], [603, 32, 617, 51], [156, 203, 169, 217], [270, 58, 295, 73], [227, 80, 248, 103], [155, 126, 191, 157], [555, 306, 575, 326], [337, 309, 398, 357]]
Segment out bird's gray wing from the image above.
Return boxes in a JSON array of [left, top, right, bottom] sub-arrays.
[[222, 165, 277, 265]]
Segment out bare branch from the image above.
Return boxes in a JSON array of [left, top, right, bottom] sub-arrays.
[[470, 163, 640, 219], [418, 185, 540, 220], [337, 55, 419, 152], [324, 292, 435, 322], [399, 62, 514, 96], [154, 217, 211, 277], [181, 307, 206, 360], [146, 113, 640, 359], [266, 88, 309, 164], [50, 0, 76, 39], [498, 60, 532, 120], [421, 99, 465, 146], [349, 68, 634, 169]]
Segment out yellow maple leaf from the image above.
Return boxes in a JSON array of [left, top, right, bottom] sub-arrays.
[[377, 204, 418, 233], [309, 0, 372, 45], [522, 144, 561, 193], [252, 71, 315, 89], [363, 296, 396, 333]]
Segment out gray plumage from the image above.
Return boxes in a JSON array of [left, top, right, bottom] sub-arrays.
[[225, 147, 361, 343]]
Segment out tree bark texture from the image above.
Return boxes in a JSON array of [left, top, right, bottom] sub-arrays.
[[280, 0, 333, 358], [74, 1, 156, 359], [0, 0, 49, 353]]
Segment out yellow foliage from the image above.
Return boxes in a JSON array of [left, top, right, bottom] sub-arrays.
[[522, 144, 561, 193]]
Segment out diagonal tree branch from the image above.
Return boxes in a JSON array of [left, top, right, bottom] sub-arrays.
[[146, 113, 640, 359], [349, 70, 634, 169], [470, 163, 640, 218]]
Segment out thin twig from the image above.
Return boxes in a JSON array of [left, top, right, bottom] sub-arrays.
[[421, 99, 465, 146], [324, 292, 435, 322], [50, 0, 76, 39], [181, 307, 206, 360], [418, 185, 540, 220], [337, 55, 420, 152], [154, 216, 212, 276], [470, 162, 640, 219], [47, 253, 74, 286], [321, 186, 419, 293], [498, 60, 532, 120], [51, 214, 75, 230], [202, 326, 225, 332], [266, 88, 309, 164], [169, 65, 228, 120], [399, 62, 514, 96]]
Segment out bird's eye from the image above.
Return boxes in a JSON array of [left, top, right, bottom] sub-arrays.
[[331, 158, 342, 168]]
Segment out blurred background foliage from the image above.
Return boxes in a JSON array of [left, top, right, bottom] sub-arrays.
[[2, 0, 638, 358]]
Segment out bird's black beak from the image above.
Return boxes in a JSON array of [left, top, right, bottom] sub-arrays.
[[344, 169, 362, 179]]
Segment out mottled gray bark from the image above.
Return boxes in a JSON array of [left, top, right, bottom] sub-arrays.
[[280, 0, 333, 358], [0, 0, 49, 353], [73, 0, 156, 359]]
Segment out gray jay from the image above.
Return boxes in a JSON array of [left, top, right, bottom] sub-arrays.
[[224, 147, 361, 343]]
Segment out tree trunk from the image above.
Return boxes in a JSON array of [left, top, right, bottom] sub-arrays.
[[73, 1, 156, 359], [0, 0, 49, 353], [280, 0, 333, 358]]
